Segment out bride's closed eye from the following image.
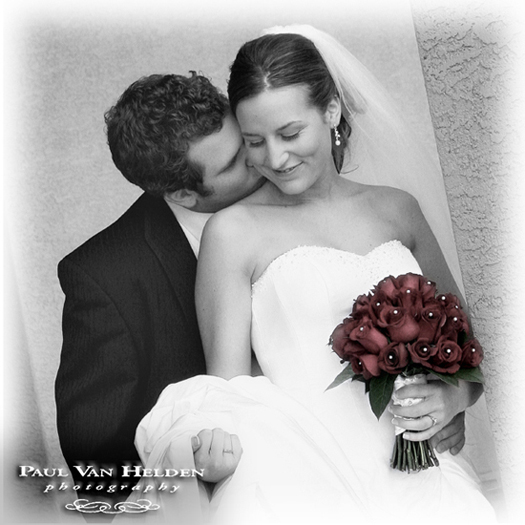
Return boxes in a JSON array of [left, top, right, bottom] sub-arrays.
[[246, 132, 301, 149], [282, 131, 301, 141]]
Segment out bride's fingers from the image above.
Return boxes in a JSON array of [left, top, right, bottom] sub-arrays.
[[191, 434, 202, 453], [389, 400, 436, 420], [230, 434, 243, 459], [208, 428, 226, 458], [195, 429, 213, 455], [402, 426, 440, 441], [221, 430, 234, 455], [391, 414, 441, 436], [393, 383, 434, 400]]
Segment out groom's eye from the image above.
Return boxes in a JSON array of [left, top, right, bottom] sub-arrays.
[[246, 139, 264, 148]]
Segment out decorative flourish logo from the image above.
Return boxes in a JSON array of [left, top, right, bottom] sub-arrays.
[[65, 499, 160, 514]]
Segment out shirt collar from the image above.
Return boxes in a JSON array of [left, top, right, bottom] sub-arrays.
[[164, 199, 213, 257]]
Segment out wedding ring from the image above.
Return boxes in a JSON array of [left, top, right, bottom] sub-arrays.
[[223, 449, 234, 454], [428, 415, 438, 428]]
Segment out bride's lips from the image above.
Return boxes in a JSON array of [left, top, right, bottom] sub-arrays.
[[273, 163, 302, 176]]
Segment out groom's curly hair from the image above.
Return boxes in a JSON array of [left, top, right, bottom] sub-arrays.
[[105, 73, 229, 197]]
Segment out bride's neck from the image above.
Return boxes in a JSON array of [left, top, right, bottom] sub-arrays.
[[269, 172, 347, 206]]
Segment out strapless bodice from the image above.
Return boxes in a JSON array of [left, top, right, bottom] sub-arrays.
[[251, 240, 422, 401]]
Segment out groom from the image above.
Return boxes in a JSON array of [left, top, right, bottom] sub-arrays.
[[55, 73, 260, 503], [55, 73, 466, 504]]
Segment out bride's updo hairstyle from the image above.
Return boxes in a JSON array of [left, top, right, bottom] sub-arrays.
[[228, 33, 351, 173]]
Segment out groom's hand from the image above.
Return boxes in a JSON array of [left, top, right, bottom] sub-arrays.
[[191, 428, 243, 483]]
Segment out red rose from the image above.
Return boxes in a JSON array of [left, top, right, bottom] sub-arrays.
[[417, 299, 446, 342], [378, 342, 409, 374], [397, 288, 422, 313], [407, 339, 438, 366], [352, 294, 375, 321], [368, 291, 395, 322], [396, 273, 422, 291], [377, 306, 420, 343], [397, 274, 437, 312], [428, 337, 463, 374], [330, 319, 366, 360], [350, 353, 381, 380], [461, 338, 484, 368], [349, 317, 389, 354], [441, 305, 470, 341], [437, 292, 462, 309], [374, 276, 401, 303], [417, 276, 438, 302]]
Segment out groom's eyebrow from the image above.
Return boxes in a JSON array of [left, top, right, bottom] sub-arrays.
[[218, 145, 242, 174]]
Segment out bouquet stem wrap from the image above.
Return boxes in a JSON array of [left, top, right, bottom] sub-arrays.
[[390, 373, 439, 472]]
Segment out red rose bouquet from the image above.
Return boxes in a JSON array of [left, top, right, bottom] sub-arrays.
[[328, 273, 484, 473]]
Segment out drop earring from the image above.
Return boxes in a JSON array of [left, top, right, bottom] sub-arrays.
[[333, 125, 341, 147]]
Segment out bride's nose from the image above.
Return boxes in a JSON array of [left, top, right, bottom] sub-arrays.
[[265, 140, 289, 170]]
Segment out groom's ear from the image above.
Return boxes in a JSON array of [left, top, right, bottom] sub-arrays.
[[164, 189, 199, 209]]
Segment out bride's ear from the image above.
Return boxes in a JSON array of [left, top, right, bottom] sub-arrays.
[[325, 96, 342, 127], [164, 188, 199, 209]]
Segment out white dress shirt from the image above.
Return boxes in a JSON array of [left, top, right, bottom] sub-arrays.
[[165, 200, 212, 257]]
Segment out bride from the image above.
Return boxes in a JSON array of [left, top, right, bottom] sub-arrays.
[[134, 26, 498, 524]]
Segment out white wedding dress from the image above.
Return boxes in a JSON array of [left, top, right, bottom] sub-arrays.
[[134, 240, 496, 524]]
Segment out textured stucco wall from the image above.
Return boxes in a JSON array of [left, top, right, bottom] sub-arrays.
[[412, 1, 525, 520]]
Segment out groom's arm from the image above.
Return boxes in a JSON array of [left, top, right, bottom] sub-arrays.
[[56, 257, 145, 487], [56, 257, 242, 493]]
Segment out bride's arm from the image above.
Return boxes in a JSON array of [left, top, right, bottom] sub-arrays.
[[389, 191, 483, 447], [195, 209, 255, 379], [397, 190, 466, 306]]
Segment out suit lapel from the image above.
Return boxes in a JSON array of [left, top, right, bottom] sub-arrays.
[[142, 195, 198, 326]]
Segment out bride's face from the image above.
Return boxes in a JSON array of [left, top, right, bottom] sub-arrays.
[[235, 85, 339, 195]]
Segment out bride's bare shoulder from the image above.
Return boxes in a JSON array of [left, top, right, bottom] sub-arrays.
[[354, 183, 420, 215], [201, 199, 266, 258], [204, 183, 275, 238]]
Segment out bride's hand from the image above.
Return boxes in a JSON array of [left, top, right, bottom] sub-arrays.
[[430, 411, 466, 455], [191, 428, 243, 483], [388, 380, 470, 446]]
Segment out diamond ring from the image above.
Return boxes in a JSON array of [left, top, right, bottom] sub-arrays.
[[428, 415, 438, 428]]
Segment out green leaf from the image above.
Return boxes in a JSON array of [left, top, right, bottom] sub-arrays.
[[430, 371, 459, 387], [431, 366, 485, 386], [369, 373, 396, 420], [453, 367, 485, 384], [326, 363, 355, 391]]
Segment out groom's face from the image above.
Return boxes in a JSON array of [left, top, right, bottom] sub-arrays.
[[187, 113, 265, 213]]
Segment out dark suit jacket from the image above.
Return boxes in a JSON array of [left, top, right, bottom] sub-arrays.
[[55, 193, 206, 491]]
